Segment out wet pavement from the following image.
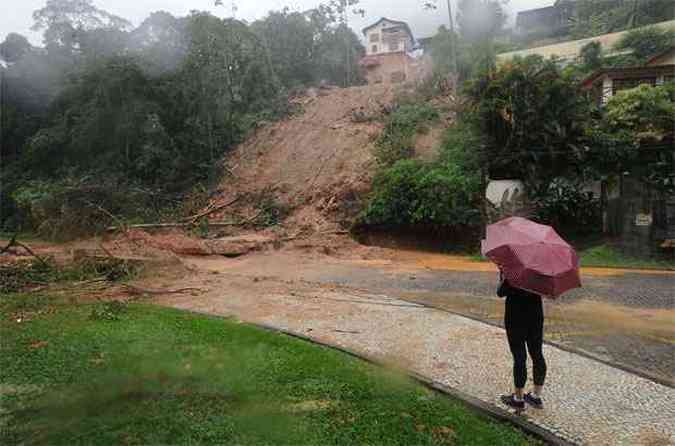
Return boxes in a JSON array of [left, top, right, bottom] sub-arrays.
[[314, 264, 675, 385], [320, 268, 675, 309], [153, 253, 675, 446], [148, 251, 674, 445]]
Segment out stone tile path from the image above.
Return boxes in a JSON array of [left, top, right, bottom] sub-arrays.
[[157, 275, 675, 446]]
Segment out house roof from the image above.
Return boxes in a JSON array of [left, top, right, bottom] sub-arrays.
[[362, 17, 414, 40], [646, 46, 675, 66], [581, 64, 675, 88]]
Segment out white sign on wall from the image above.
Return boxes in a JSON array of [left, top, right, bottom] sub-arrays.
[[635, 214, 653, 226]]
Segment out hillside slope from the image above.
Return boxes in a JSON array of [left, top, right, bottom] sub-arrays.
[[212, 84, 395, 234], [188, 83, 452, 255]]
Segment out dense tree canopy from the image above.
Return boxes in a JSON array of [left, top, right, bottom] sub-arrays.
[[251, 7, 364, 88], [1, 1, 366, 232], [466, 56, 591, 192], [0, 33, 33, 63], [571, 0, 674, 39]]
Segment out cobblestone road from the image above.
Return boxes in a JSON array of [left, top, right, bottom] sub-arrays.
[[315, 265, 675, 384], [321, 268, 675, 309]]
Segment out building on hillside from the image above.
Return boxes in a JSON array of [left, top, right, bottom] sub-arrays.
[[516, 0, 576, 38], [581, 47, 675, 258], [581, 47, 675, 105], [358, 18, 430, 85]]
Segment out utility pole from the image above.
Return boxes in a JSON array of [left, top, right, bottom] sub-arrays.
[[342, 1, 352, 87], [447, 0, 458, 75]]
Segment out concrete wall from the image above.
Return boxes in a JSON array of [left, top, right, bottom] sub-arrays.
[[486, 180, 525, 206], [363, 53, 431, 85], [613, 178, 675, 258], [497, 20, 675, 65]]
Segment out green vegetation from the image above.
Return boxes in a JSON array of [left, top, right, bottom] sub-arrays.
[[0, 256, 138, 294], [466, 56, 591, 193], [361, 159, 480, 228], [0, 298, 538, 445], [362, 101, 482, 232], [588, 82, 675, 194], [471, 244, 675, 270], [579, 245, 675, 269], [570, 0, 674, 40], [1, 0, 365, 238], [466, 56, 673, 232], [612, 26, 675, 65], [374, 103, 440, 167]]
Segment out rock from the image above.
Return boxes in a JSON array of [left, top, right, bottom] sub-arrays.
[[203, 235, 276, 258]]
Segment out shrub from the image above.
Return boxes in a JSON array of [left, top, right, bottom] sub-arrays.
[[465, 55, 590, 189], [438, 120, 483, 172], [360, 159, 480, 228], [12, 176, 171, 241], [531, 179, 601, 235], [589, 83, 675, 194], [374, 103, 440, 167], [614, 27, 675, 65]]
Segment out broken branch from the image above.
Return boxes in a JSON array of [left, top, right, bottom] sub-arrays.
[[121, 284, 203, 296], [0, 234, 18, 254], [186, 195, 241, 224], [4, 237, 50, 268]]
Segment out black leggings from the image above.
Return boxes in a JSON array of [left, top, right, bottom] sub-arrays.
[[505, 318, 547, 389]]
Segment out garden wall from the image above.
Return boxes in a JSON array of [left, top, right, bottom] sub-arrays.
[[612, 178, 675, 258]]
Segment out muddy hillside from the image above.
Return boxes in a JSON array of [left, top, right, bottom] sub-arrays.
[[212, 84, 394, 234]]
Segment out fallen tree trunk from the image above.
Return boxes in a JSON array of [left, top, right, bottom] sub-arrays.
[[107, 215, 264, 233], [106, 222, 243, 232], [185, 195, 241, 224], [121, 284, 203, 296], [0, 235, 49, 267]]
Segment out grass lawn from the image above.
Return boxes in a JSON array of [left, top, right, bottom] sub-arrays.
[[0, 293, 539, 446], [578, 245, 674, 270], [471, 244, 674, 270]]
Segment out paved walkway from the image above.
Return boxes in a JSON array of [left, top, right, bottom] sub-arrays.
[[155, 266, 675, 446]]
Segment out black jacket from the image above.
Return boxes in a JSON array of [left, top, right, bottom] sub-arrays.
[[498, 279, 543, 323]]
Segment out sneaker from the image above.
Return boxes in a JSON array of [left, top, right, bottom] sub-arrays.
[[500, 394, 525, 410], [524, 392, 543, 409]]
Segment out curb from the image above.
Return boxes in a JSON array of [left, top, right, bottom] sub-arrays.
[[399, 297, 675, 389], [168, 306, 576, 445], [249, 321, 579, 446]]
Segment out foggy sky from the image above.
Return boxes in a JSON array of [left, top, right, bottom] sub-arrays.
[[1, 0, 554, 46]]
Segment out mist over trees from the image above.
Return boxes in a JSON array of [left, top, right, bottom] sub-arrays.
[[0, 0, 365, 232]]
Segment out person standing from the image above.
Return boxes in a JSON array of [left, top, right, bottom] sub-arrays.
[[498, 272, 547, 410]]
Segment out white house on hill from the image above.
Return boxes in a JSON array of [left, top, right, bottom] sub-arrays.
[[359, 17, 430, 85]]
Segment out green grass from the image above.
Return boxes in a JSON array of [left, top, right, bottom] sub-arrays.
[[470, 245, 674, 270], [578, 245, 675, 270], [0, 294, 538, 446]]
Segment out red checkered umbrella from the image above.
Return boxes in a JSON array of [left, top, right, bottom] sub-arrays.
[[481, 217, 581, 298]]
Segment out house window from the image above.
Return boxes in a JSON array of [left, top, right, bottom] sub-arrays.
[[612, 77, 656, 95], [371, 45, 378, 54], [388, 42, 400, 52], [370, 33, 380, 43], [665, 75, 674, 84]]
